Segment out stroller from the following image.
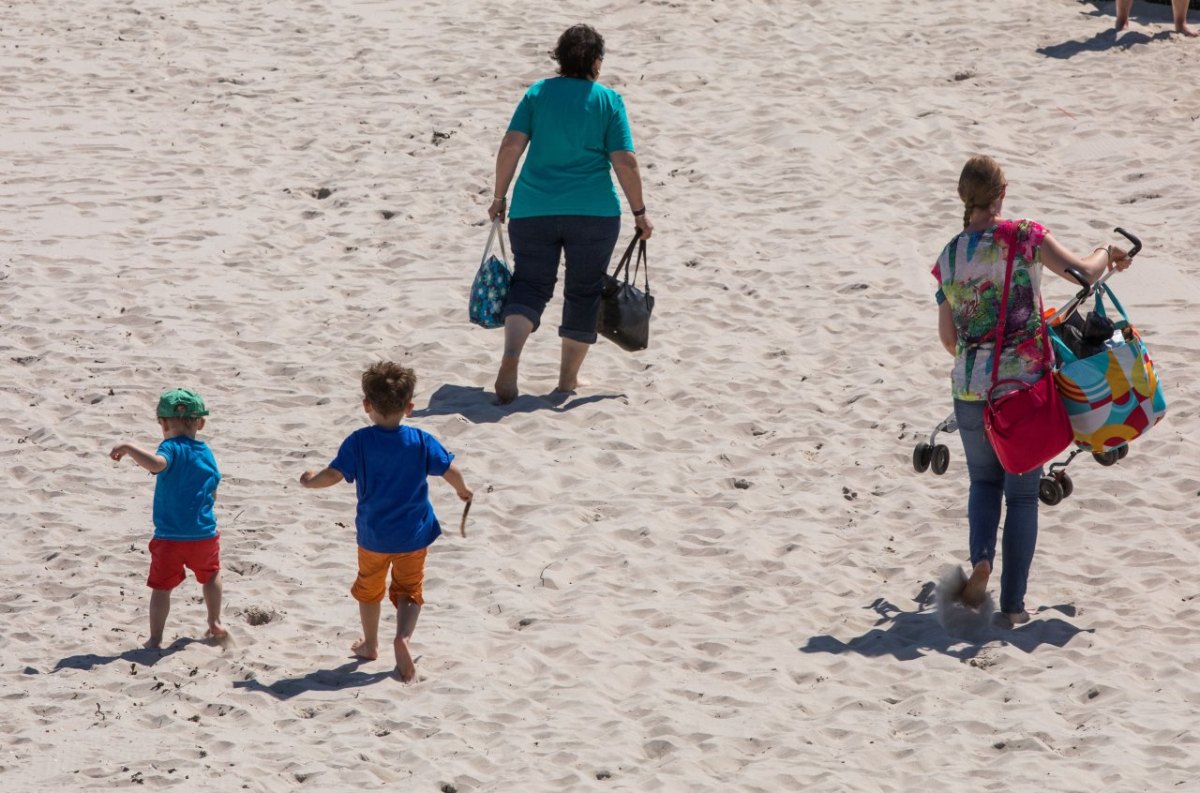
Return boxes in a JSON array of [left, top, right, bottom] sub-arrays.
[[912, 228, 1161, 506]]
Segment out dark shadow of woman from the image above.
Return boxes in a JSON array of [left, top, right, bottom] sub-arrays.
[[799, 582, 1092, 663], [1037, 27, 1169, 59], [411, 383, 625, 424]]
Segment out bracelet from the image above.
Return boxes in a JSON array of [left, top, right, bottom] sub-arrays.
[[1093, 245, 1112, 265], [491, 196, 506, 203], [632, 207, 646, 216]]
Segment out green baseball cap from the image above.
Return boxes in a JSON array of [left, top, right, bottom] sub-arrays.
[[156, 388, 209, 419]]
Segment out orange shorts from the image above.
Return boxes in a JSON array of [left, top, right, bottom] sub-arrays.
[[147, 536, 221, 590], [351, 547, 427, 607]]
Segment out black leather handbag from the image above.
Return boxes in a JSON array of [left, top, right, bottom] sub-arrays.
[[597, 233, 654, 351]]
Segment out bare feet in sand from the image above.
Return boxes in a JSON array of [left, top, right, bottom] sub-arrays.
[[552, 377, 587, 395], [350, 638, 379, 660], [998, 610, 1031, 628], [206, 625, 232, 649], [494, 357, 519, 404], [143, 638, 162, 650], [393, 637, 416, 683], [960, 560, 992, 608]]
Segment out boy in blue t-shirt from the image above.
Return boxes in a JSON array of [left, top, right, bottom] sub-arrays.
[[110, 388, 227, 649], [301, 362, 472, 683]]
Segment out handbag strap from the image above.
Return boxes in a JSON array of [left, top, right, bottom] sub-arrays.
[[481, 217, 508, 266], [1094, 282, 1131, 328], [989, 223, 1053, 388], [611, 232, 643, 285], [631, 239, 650, 294]]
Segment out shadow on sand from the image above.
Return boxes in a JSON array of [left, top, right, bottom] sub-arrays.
[[232, 660, 394, 700], [799, 582, 1092, 662], [53, 638, 201, 672], [411, 383, 624, 424], [1038, 28, 1169, 58]]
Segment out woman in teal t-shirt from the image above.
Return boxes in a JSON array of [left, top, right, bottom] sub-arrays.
[[486, 24, 653, 404]]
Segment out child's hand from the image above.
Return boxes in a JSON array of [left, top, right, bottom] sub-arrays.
[[455, 486, 473, 503], [298, 467, 344, 489], [109, 444, 130, 462]]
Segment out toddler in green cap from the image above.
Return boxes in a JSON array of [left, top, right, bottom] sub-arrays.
[[110, 388, 228, 648]]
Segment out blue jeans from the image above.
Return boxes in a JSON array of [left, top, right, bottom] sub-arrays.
[[503, 215, 622, 344], [954, 399, 1042, 614]]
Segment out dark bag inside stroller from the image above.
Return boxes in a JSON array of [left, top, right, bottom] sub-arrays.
[[1052, 309, 1115, 360]]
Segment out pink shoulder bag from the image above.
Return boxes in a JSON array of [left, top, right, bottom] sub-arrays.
[[982, 224, 1075, 474]]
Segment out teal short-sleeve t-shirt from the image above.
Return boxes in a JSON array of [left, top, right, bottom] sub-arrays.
[[152, 437, 221, 540], [507, 77, 635, 219]]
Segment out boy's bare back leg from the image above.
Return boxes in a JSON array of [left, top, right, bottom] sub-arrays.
[[1174, 0, 1198, 35], [202, 574, 229, 645], [352, 601, 381, 660], [1115, 0, 1132, 29], [147, 589, 171, 649], [393, 598, 421, 683]]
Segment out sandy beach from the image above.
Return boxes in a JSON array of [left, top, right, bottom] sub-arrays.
[[3, 0, 1199, 790]]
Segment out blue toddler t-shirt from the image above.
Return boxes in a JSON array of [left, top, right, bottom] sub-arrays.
[[153, 437, 221, 540], [329, 425, 454, 554]]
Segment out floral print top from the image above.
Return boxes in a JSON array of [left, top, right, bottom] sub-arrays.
[[932, 219, 1050, 401]]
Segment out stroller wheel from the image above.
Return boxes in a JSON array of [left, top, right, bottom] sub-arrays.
[[1093, 449, 1120, 467], [930, 444, 951, 476], [1117, 444, 1129, 460], [1056, 471, 1074, 499], [1039, 476, 1064, 506], [913, 442, 932, 473]]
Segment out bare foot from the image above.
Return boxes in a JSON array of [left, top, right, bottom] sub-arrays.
[[494, 357, 519, 405], [393, 637, 416, 683], [1178, 24, 1199, 38], [143, 637, 162, 650], [1115, 18, 1129, 31], [552, 377, 587, 394], [206, 625, 232, 649], [350, 638, 379, 660], [960, 560, 992, 608], [1003, 610, 1031, 627]]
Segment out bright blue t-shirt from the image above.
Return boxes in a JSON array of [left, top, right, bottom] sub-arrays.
[[152, 437, 220, 541], [507, 77, 635, 219], [329, 425, 454, 554]]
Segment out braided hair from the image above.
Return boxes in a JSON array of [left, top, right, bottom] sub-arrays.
[[958, 155, 1006, 228]]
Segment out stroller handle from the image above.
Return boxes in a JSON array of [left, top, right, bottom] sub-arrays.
[[1063, 266, 1091, 298], [1115, 227, 1141, 259], [1086, 227, 1142, 293], [1047, 228, 1142, 326]]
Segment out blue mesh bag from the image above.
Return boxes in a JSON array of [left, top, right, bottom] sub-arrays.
[[468, 219, 511, 329]]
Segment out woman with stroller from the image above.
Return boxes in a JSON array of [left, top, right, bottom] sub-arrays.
[[932, 155, 1134, 626]]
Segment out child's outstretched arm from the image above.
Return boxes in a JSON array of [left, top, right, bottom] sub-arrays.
[[441, 463, 473, 502], [300, 467, 345, 489], [110, 443, 167, 474]]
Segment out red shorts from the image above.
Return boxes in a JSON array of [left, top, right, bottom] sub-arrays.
[[147, 535, 221, 590]]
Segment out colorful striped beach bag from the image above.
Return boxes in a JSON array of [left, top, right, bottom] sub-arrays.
[[1050, 284, 1167, 452], [468, 218, 511, 329]]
